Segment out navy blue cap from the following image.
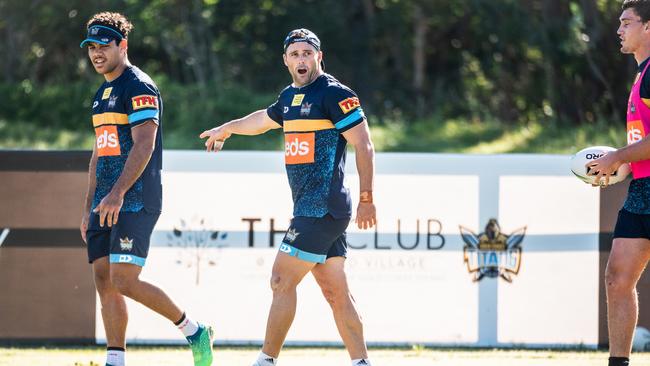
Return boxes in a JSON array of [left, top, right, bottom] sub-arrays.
[[283, 28, 321, 53], [80, 25, 124, 48]]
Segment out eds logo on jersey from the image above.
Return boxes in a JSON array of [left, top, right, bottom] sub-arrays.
[[338, 97, 360, 114], [131, 95, 158, 110], [460, 219, 526, 283], [95, 125, 121, 156], [628, 120, 646, 144], [284, 132, 314, 165]]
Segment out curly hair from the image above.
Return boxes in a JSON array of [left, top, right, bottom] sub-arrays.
[[623, 0, 650, 23], [86, 12, 134, 38]]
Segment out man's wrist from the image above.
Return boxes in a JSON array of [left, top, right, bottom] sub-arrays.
[[360, 191, 373, 203], [110, 187, 126, 198]]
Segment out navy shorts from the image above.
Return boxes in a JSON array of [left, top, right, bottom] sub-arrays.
[[613, 208, 650, 239], [86, 209, 160, 266], [279, 214, 350, 263]]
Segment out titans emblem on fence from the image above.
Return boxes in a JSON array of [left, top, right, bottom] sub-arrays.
[[459, 219, 526, 283]]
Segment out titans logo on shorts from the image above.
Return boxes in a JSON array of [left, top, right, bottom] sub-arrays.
[[266, 73, 365, 219], [86, 210, 160, 266], [279, 214, 350, 263], [91, 65, 163, 214]]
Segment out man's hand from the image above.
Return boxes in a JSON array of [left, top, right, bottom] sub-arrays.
[[93, 191, 124, 227], [80, 213, 90, 244], [199, 126, 232, 152], [355, 202, 376, 230], [586, 152, 623, 187]]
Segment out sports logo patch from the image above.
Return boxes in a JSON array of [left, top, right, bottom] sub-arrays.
[[284, 132, 314, 165], [460, 219, 526, 283], [338, 97, 360, 114], [102, 87, 113, 100], [300, 102, 312, 116], [117, 255, 133, 263], [131, 95, 158, 110], [108, 95, 118, 109], [120, 237, 134, 251], [291, 94, 305, 107], [285, 228, 300, 243], [628, 120, 646, 144], [279, 243, 292, 254], [95, 125, 121, 157]]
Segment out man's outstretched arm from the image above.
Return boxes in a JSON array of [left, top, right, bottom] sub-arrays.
[[199, 109, 281, 152]]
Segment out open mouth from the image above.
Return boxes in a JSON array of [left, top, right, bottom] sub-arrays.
[[94, 58, 106, 67], [297, 66, 308, 75]]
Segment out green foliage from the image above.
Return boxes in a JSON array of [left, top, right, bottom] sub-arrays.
[[0, 78, 283, 150], [0, 0, 635, 152], [371, 116, 623, 154], [154, 77, 281, 149]]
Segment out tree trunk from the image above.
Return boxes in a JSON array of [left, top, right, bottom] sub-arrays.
[[413, 4, 428, 119]]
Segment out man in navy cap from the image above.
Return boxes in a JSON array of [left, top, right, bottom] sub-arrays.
[[80, 11, 214, 366], [200, 28, 376, 366]]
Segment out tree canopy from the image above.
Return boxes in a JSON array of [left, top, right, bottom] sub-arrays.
[[0, 0, 636, 149]]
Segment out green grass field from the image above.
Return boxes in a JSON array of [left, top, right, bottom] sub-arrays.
[[1, 347, 649, 366]]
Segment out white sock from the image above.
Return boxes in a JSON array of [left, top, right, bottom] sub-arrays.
[[253, 351, 276, 366], [352, 359, 371, 366], [176, 314, 200, 337], [106, 348, 125, 366]]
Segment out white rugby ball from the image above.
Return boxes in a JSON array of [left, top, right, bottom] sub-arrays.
[[570, 146, 630, 185]]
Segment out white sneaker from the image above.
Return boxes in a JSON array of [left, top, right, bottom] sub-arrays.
[[251, 358, 275, 366]]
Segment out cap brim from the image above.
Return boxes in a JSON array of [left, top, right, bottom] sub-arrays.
[[79, 37, 110, 48]]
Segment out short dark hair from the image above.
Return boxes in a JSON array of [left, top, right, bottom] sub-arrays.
[[86, 12, 133, 38], [623, 0, 650, 23]]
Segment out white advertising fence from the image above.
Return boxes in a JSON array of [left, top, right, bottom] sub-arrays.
[[97, 151, 600, 347]]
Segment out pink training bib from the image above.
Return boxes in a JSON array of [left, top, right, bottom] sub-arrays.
[[627, 60, 650, 179]]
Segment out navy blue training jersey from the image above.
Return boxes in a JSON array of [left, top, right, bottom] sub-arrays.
[[266, 73, 366, 218], [91, 65, 163, 213]]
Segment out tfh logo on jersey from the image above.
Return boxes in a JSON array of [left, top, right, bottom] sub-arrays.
[[285, 132, 314, 165], [338, 97, 360, 114], [628, 120, 646, 144], [95, 125, 121, 157], [131, 95, 158, 110]]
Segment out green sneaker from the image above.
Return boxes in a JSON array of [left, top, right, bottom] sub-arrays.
[[187, 323, 214, 366]]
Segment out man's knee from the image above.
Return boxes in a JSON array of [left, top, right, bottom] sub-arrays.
[[110, 270, 136, 296], [319, 281, 350, 310], [93, 266, 114, 294], [606, 263, 636, 295], [269, 273, 298, 294]]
